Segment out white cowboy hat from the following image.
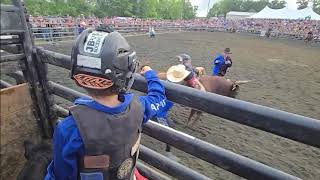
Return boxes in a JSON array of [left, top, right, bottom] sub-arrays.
[[166, 64, 191, 83]]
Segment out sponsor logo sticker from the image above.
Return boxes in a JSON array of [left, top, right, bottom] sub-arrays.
[[84, 31, 109, 55]]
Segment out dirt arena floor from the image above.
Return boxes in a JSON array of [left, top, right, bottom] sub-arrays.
[[38, 32, 320, 179]]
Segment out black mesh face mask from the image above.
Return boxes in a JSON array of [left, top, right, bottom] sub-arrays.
[[121, 51, 138, 93]]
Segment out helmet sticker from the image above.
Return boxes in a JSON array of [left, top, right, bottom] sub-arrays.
[[77, 54, 101, 69], [84, 31, 109, 55]]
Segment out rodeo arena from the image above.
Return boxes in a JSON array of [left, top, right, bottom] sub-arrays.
[[1, 0, 320, 180]]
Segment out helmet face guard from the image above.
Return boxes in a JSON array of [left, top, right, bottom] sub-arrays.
[[177, 53, 191, 62], [177, 53, 192, 68], [71, 28, 138, 92]]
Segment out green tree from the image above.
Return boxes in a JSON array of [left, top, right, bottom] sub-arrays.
[[313, 0, 320, 14], [157, 0, 172, 19], [253, 0, 269, 11], [20, 0, 93, 16], [207, 0, 247, 17], [182, 0, 197, 19], [169, 0, 183, 19], [240, 0, 255, 11], [207, 2, 225, 17], [207, 0, 283, 17], [268, 0, 286, 9], [137, 0, 158, 18], [240, 0, 268, 12], [0, 0, 11, 4], [156, 0, 197, 20], [297, 0, 310, 9], [95, 0, 134, 17], [1, 0, 198, 19]]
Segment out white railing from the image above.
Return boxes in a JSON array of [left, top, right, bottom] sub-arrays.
[[31, 25, 320, 43]]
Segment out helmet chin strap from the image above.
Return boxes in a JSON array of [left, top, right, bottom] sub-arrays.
[[126, 76, 135, 92], [122, 56, 138, 92], [120, 71, 135, 93]]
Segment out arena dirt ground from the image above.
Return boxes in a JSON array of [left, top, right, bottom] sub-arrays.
[[39, 32, 320, 179]]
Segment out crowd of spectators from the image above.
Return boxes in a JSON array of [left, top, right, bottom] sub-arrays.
[[28, 15, 320, 41], [223, 18, 320, 39]]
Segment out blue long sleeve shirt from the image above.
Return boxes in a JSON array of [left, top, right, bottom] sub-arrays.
[[156, 100, 173, 119], [212, 54, 225, 76], [45, 70, 165, 180]]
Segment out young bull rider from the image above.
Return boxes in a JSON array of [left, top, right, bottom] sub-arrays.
[[177, 54, 205, 90], [167, 64, 205, 91], [212, 48, 233, 76], [177, 53, 199, 76], [45, 28, 166, 180]]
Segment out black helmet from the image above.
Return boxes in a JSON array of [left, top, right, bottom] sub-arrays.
[[71, 28, 138, 92], [97, 24, 115, 32], [177, 53, 191, 63]]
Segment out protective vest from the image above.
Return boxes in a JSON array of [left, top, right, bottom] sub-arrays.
[[70, 97, 143, 180]]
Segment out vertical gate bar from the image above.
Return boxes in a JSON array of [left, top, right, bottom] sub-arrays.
[[12, 0, 54, 138]]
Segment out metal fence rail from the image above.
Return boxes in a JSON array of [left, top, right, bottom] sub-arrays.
[[132, 75, 320, 148], [0, 80, 12, 88], [0, 53, 25, 62], [2, 1, 319, 178], [33, 47, 320, 178], [9, 73, 212, 180], [46, 75, 304, 179], [29, 25, 320, 43], [29, 26, 216, 41], [51, 93, 300, 180], [36, 47, 320, 149], [136, 161, 172, 180], [8, 67, 307, 180], [30, 26, 149, 41], [45, 103, 211, 180], [1, 0, 54, 138]]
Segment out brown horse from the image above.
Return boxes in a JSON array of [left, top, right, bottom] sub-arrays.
[[157, 71, 250, 126]]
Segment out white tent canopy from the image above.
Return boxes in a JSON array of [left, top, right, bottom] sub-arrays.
[[249, 6, 320, 20], [226, 11, 256, 19]]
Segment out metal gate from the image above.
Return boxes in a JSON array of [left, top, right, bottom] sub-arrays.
[[1, 1, 320, 179]]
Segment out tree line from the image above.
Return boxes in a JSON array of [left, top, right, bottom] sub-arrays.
[[0, 0, 197, 19], [1, 0, 319, 18], [207, 0, 320, 17]]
